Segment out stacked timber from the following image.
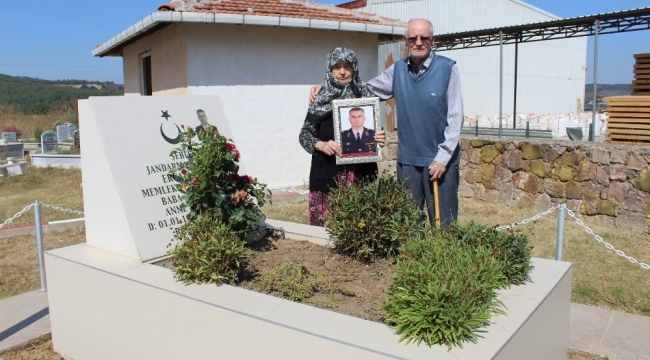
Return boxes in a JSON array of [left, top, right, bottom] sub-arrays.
[[603, 96, 650, 143], [632, 53, 650, 95]]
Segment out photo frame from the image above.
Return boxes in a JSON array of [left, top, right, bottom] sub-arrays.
[[333, 97, 383, 165]]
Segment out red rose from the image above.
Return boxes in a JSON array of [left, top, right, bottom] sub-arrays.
[[231, 173, 241, 181], [225, 143, 237, 152], [243, 175, 253, 183], [181, 168, 188, 175], [235, 149, 241, 160], [191, 178, 198, 185]]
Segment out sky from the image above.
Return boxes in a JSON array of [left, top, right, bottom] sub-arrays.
[[0, 0, 648, 84]]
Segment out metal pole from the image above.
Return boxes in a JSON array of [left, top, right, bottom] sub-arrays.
[[499, 30, 504, 137], [513, 36, 519, 129], [34, 200, 47, 292], [556, 204, 565, 261], [589, 19, 600, 142]]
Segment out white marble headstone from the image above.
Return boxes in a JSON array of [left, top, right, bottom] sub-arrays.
[[57, 124, 73, 141], [2, 132, 17, 142], [41, 131, 58, 153], [79, 96, 236, 261]]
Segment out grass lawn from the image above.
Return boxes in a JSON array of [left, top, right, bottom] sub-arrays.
[[1, 166, 649, 317]]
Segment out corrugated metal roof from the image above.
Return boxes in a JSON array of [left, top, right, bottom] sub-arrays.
[[93, 0, 406, 57], [436, 6, 650, 37]]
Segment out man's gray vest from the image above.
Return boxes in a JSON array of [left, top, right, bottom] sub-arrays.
[[394, 54, 459, 167]]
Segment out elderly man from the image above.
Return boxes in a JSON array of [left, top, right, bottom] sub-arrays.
[[194, 109, 218, 134], [372, 18, 463, 227], [341, 107, 376, 155], [311, 18, 463, 227]]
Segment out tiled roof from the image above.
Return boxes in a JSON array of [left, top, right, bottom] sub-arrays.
[[156, 0, 405, 27]]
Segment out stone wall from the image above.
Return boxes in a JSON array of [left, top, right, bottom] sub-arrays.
[[378, 133, 650, 234]]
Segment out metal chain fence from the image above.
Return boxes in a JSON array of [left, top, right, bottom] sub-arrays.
[[495, 203, 649, 271], [562, 205, 650, 271], [0, 204, 35, 230], [0, 202, 84, 230]]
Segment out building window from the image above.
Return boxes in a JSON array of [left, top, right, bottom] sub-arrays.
[[140, 53, 152, 96]]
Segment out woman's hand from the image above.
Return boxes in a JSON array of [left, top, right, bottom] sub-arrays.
[[374, 130, 386, 147], [315, 140, 342, 157], [309, 85, 322, 103]]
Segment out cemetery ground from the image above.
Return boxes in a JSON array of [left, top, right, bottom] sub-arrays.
[[0, 165, 648, 359], [0, 105, 77, 143]]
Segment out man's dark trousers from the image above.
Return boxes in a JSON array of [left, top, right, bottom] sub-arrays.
[[397, 163, 459, 228]]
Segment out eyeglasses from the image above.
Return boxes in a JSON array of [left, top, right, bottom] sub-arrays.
[[406, 36, 432, 44]]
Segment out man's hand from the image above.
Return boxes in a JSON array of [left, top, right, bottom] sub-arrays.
[[428, 161, 446, 181], [309, 85, 322, 104], [374, 130, 386, 147], [315, 140, 342, 157]]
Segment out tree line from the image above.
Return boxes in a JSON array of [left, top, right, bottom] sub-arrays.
[[0, 73, 124, 114]]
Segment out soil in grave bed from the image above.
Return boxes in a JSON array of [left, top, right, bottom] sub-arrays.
[[159, 235, 396, 323], [239, 236, 396, 322]]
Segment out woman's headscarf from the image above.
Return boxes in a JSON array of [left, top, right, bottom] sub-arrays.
[[308, 47, 375, 116]]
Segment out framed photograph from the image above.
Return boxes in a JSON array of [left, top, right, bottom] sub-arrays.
[[333, 97, 383, 165]]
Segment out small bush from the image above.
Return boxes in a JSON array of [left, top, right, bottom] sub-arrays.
[[448, 221, 533, 286], [170, 127, 271, 242], [382, 228, 507, 349], [258, 264, 354, 306], [325, 175, 424, 260], [169, 214, 248, 285], [33, 127, 44, 142], [2, 125, 23, 138], [51, 120, 63, 131]]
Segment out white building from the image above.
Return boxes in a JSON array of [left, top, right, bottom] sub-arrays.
[[93, 0, 405, 188], [344, 0, 588, 118]]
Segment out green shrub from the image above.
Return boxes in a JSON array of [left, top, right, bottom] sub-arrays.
[[33, 126, 44, 142], [258, 264, 354, 306], [382, 228, 507, 349], [448, 221, 533, 286], [168, 214, 248, 285], [325, 175, 424, 260], [2, 125, 23, 138], [51, 120, 63, 131], [169, 126, 271, 241]]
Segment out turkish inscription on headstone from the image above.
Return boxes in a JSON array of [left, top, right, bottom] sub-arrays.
[[67, 123, 77, 137], [2, 132, 17, 142], [41, 131, 58, 153], [57, 124, 73, 142], [73, 130, 80, 148]]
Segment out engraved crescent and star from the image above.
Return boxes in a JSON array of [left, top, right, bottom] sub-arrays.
[[159, 110, 182, 144]]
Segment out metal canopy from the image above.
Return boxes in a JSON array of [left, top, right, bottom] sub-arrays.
[[435, 7, 650, 50]]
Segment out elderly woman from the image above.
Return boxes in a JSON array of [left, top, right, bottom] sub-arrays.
[[299, 47, 378, 226]]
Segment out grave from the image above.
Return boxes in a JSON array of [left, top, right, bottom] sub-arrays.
[[45, 95, 571, 360], [2, 132, 17, 142], [41, 131, 58, 154], [73, 130, 80, 148], [56, 123, 76, 142]]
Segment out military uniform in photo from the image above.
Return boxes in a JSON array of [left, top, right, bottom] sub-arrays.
[[341, 127, 376, 154]]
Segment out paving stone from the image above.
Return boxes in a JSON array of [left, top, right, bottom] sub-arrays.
[[568, 303, 613, 352]]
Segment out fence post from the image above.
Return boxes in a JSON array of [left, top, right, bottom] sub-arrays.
[[526, 121, 530, 138], [34, 200, 47, 292], [475, 121, 479, 137], [556, 204, 565, 261]]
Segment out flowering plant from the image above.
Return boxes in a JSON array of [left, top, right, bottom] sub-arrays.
[[169, 126, 271, 241]]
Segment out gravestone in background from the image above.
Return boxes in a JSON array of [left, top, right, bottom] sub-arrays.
[[67, 123, 77, 139], [57, 124, 74, 142], [41, 131, 58, 153], [79, 96, 235, 261], [73, 130, 80, 148], [2, 132, 17, 142]]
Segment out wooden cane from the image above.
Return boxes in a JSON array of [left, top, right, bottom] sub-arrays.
[[433, 180, 441, 228]]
